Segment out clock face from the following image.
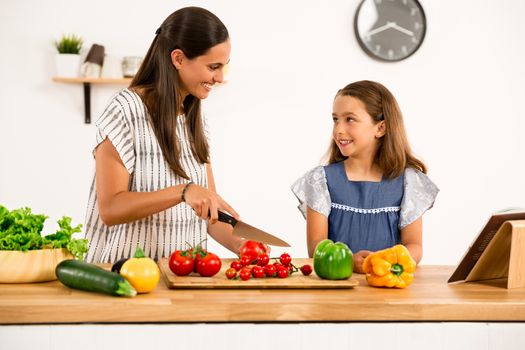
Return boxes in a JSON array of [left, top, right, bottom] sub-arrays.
[[354, 0, 426, 62]]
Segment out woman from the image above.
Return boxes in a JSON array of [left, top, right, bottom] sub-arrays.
[[83, 7, 244, 263]]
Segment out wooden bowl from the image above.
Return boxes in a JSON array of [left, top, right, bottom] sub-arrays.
[[0, 248, 73, 283]]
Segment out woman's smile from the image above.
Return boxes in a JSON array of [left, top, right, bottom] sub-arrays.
[[202, 82, 214, 92]]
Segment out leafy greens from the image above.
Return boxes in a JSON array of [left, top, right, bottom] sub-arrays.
[[0, 205, 88, 260]]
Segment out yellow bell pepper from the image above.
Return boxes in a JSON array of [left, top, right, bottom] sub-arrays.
[[362, 244, 416, 289], [120, 247, 160, 293]]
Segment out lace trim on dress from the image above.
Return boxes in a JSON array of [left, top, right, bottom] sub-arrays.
[[331, 203, 400, 214]]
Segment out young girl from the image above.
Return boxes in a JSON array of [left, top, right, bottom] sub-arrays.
[[291, 80, 438, 273], [83, 7, 245, 263]]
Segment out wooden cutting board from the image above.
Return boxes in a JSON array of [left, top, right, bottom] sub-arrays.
[[158, 258, 358, 289]]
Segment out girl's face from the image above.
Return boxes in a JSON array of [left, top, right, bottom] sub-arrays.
[[332, 95, 385, 159], [172, 39, 231, 100]]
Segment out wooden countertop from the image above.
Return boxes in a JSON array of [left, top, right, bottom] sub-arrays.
[[1, 264, 525, 324]]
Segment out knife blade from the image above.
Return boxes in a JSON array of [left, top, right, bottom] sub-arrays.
[[217, 211, 290, 247]]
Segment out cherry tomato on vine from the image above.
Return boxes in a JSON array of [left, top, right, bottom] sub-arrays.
[[264, 264, 276, 277], [276, 266, 289, 278], [256, 253, 270, 266], [279, 253, 292, 266], [225, 268, 237, 280], [300, 264, 313, 276], [230, 260, 242, 271], [239, 267, 252, 281], [240, 255, 252, 266], [251, 265, 265, 278]]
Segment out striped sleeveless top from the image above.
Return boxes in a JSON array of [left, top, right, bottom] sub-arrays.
[[83, 89, 209, 263]]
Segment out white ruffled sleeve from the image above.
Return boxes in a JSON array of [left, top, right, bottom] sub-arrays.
[[399, 168, 439, 229], [290, 166, 331, 219], [94, 92, 135, 174]]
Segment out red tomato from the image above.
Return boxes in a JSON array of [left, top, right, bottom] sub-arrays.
[[240, 255, 252, 266], [277, 266, 289, 278], [251, 265, 265, 278], [239, 240, 267, 262], [279, 253, 292, 266], [300, 264, 313, 276], [230, 260, 242, 271], [239, 267, 251, 281], [169, 250, 195, 276], [195, 251, 222, 277], [264, 264, 276, 277], [256, 253, 270, 266], [225, 268, 237, 280]]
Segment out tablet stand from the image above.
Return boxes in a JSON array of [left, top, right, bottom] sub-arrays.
[[465, 220, 525, 289]]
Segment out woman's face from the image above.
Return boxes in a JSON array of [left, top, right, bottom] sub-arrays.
[[332, 95, 384, 159], [172, 39, 231, 100]]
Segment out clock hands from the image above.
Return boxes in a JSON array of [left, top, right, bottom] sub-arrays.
[[366, 21, 414, 38], [366, 22, 394, 37], [390, 22, 414, 37]]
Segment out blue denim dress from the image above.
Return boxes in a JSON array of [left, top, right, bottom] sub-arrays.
[[291, 162, 439, 253]]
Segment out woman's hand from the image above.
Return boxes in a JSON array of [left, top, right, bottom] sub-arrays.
[[353, 250, 373, 274], [183, 184, 239, 224]]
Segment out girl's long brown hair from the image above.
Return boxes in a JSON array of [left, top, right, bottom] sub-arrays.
[[130, 7, 229, 179], [327, 80, 426, 178]]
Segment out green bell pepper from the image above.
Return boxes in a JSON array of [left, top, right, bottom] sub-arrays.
[[313, 239, 353, 280]]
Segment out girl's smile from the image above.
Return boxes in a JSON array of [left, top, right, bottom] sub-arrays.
[[336, 138, 353, 148]]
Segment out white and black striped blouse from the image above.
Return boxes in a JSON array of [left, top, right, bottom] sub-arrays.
[[83, 89, 209, 263]]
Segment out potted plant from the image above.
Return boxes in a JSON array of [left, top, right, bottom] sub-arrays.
[[54, 34, 83, 77]]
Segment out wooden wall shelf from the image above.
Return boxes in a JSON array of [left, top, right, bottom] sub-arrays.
[[52, 77, 132, 124]]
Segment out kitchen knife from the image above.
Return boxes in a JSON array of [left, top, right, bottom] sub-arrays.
[[216, 211, 291, 247]]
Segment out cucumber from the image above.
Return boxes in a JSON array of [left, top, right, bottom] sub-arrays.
[[56, 259, 137, 297]]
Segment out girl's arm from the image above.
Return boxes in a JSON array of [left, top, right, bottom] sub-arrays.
[[400, 217, 423, 264], [96, 138, 236, 226], [306, 207, 328, 257], [205, 163, 245, 255]]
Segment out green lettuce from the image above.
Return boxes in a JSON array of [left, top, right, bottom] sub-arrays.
[[0, 205, 88, 260]]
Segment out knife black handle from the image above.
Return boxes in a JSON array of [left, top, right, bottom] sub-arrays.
[[211, 210, 238, 227]]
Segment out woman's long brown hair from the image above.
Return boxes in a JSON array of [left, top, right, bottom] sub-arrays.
[[327, 80, 426, 178], [130, 7, 229, 179]]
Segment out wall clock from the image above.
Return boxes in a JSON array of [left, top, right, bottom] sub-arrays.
[[354, 0, 426, 62]]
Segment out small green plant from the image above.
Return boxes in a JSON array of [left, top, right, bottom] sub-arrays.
[[55, 34, 83, 54]]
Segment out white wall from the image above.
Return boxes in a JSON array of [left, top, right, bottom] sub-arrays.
[[1, 0, 524, 264]]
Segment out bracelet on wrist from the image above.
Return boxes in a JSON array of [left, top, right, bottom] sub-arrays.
[[181, 181, 194, 202]]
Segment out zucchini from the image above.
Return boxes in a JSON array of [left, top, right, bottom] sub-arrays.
[[56, 259, 137, 297]]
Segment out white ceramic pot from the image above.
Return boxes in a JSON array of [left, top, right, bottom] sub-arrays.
[[101, 56, 123, 78], [55, 53, 81, 78]]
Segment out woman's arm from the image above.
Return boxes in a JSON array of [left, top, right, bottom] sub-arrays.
[[205, 162, 245, 255], [306, 207, 328, 257], [96, 138, 236, 226], [400, 217, 423, 264], [96, 138, 186, 226]]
